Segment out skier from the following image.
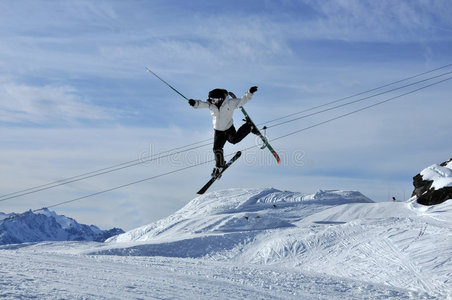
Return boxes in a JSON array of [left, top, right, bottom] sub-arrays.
[[188, 86, 259, 178]]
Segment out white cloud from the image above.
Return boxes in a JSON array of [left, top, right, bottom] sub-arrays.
[[0, 79, 113, 124], [291, 0, 452, 42]]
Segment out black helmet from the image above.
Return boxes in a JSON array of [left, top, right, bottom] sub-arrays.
[[208, 88, 228, 100]]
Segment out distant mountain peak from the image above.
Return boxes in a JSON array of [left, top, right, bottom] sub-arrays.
[[0, 209, 124, 245]]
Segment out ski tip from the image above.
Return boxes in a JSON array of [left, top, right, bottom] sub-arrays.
[[273, 152, 281, 164], [197, 188, 207, 194]]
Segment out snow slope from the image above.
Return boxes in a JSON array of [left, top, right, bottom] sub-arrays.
[[0, 187, 450, 299], [106, 188, 371, 244], [0, 244, 426, 300], [99, 188, 451, 298]]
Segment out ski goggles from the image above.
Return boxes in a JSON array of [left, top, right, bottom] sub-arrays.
[[209, 97, 225, 103]]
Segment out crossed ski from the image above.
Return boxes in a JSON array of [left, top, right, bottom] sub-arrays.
[[197, 108, 280, 194]]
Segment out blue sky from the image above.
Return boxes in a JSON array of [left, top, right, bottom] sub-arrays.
[[1, 0, 451, 229]]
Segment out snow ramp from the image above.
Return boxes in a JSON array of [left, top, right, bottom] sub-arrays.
[[97, 188, 372, 257]]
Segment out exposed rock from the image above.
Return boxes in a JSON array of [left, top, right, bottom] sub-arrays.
[[412, 158, 452, 205]]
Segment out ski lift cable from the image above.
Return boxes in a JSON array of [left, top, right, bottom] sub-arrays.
[[0, 141, 212, 202], [2, 65, 450, 203], [33, 149, 251, 213], [0, 137, 211, 200], [33, 159, 213, 213], [258, 63, 452, 127], [30, 75, 452, 214], [271, 75, 452, 142], [265, 70, 452, 129]]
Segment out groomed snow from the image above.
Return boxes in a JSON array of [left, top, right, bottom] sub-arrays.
[[1, 187, 451, 299], [0, 244, 428, 300]]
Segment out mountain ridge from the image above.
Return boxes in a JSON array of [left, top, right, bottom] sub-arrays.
[[0, 208, 124, 245]]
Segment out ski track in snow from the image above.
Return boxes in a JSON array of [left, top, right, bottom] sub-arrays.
[[0, 246, 432, 300], [0, 188, 451, 299]]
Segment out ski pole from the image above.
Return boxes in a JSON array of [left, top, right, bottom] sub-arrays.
[[145, 67, 188, 100]]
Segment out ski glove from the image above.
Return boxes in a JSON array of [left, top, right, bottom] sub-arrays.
[[249, 86, 258, 94], [188, 99, 196, 107]]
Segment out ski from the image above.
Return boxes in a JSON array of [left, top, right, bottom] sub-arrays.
[[240, 107, 281, 164], [197, 151, 242, 195]]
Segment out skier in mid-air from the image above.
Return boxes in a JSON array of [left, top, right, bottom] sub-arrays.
[[188, 86, 259, 178]]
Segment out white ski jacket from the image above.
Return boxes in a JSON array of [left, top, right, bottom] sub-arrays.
[[191, 91, 253, 131]]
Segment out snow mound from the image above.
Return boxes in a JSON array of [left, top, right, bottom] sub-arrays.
[[106, 188, 371, 244], [95, 187, 451, 297]]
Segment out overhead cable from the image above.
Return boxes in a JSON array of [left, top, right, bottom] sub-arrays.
[[30, 74, 452, 212], [2, 64, 451, 203]]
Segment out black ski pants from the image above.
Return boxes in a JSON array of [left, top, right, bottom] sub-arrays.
[[213, 123, 251, 168]]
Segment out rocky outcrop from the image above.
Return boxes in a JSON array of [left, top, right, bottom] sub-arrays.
[[412, 158, 452, 205]]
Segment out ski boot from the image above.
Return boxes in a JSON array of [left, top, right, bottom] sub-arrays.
[[211, 167, 223, 179], [244, 116, 260, 135]]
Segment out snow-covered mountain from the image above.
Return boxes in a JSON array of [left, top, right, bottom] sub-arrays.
[[97, 187, 451, 298], [0, 208, 124, 245]]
